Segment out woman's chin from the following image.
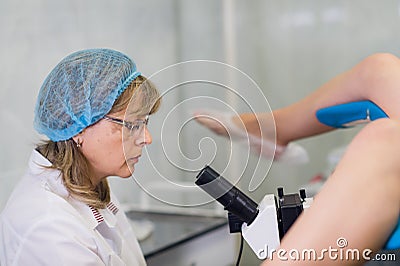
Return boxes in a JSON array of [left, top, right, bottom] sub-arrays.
[[114, 166, 134, 179], [124, 165, 134, 177]]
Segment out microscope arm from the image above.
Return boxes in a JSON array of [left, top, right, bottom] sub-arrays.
[[241, 189, 313, 259]]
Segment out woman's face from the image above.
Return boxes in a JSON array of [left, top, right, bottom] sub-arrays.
[[74, 109, 152, 185]]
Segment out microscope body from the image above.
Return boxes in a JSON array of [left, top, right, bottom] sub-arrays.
[[195, 166, 314, 260], [241, 194, 280, 259], [233, 189, 312, 259]]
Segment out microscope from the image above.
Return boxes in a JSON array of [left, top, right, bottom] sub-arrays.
[[195, 165, 312, 259]]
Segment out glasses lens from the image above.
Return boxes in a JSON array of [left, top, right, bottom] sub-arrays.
[[127, 117, 148, 137]]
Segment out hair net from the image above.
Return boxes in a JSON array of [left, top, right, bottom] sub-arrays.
[[34, 48, 141, 141]]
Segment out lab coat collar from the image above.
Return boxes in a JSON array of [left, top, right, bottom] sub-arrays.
[[88, 202, 120, 228], [30, 149, 68, 198], [30, 149, 53, 172], [29, 149, 120, 230]]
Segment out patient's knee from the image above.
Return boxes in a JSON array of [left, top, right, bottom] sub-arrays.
[[346, 118, 400, 170], [357, 118, 400, 143]]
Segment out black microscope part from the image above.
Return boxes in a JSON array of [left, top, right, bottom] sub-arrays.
[[195, 165, 259, 225], [195, 166, 307, 239], [276, 187, 304, 239]]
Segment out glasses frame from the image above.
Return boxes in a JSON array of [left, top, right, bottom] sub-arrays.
[[103, 115, 149, 136]]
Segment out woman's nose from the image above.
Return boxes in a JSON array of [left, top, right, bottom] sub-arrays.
[[135, 126, 152, 146]]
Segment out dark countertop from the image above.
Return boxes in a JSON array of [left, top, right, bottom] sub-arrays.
[[125, 210, 228, 259]]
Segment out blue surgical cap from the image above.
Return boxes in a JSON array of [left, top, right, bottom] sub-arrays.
[[34, 48, 141, 141]]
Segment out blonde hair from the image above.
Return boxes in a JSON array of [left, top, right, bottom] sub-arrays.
[[36, 76, 161, 208]]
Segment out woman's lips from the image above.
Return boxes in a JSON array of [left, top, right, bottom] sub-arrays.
[[127, 155, 141, 164]]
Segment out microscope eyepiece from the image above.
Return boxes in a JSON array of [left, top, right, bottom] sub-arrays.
[[195, 165, 259, 225]]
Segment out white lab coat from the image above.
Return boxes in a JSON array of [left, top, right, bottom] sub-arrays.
[[0, 150, 146, 266]]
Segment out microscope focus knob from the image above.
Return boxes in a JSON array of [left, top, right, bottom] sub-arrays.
[[299, 189, 306, 200], [277, 187, 284, 199]]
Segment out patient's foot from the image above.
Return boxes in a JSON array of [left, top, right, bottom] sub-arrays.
[[193, 110, 309, 163]]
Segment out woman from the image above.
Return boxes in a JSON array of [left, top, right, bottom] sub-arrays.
[[0, 48, 161, 265], [195, 53, 400, 265]]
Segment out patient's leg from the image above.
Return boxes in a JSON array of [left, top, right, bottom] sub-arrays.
[[262, 118, 400, 265]]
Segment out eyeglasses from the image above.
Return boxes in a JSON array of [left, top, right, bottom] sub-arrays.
[[103, 115, 149, 137]]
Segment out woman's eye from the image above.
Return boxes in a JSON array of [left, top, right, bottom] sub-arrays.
[[131, 124, 140, 130]]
